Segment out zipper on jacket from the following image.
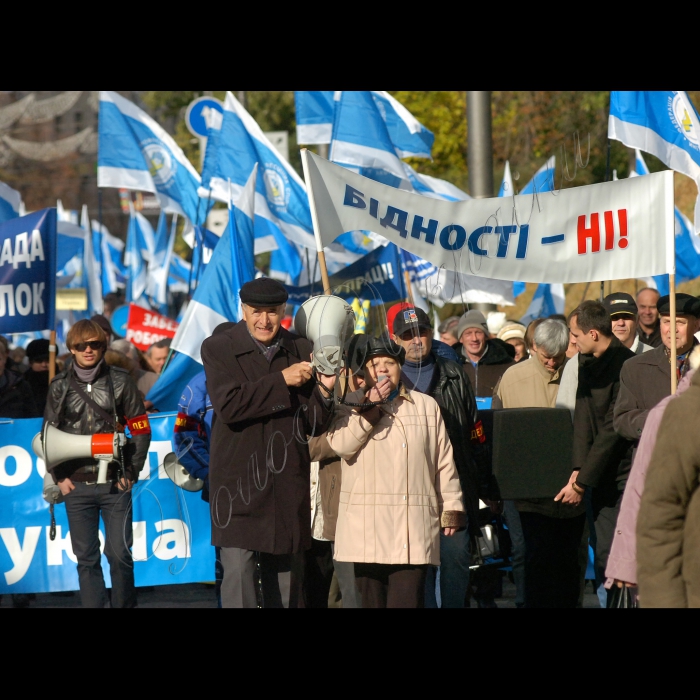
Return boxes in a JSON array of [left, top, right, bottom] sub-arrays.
[[327, 475, 336, 517]]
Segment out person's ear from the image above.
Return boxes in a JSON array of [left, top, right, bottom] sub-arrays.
[[590, 330, 599, 342]]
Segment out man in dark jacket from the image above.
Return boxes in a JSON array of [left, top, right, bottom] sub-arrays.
[[201, 278, 335, 608], [555, 301, 635, 592], [456, 309, 515, 404], [614, 293, 700, 447], [392, 306, 489, 608], [44, 319, 150, 608], [0, 342, 37, 418]]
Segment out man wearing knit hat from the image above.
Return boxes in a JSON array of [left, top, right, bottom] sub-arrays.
[[201, 278, 336, 608], [24, 338, 53, 416], [456, 309, 515, 402]]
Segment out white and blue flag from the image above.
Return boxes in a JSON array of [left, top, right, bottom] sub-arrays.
[[169, 254, 191, 294], [520, 283, 565, 326], [609, 91, 700, 232], [124, 205, 155, 305], [148, 211, 177, 313], [632, 149, 700, 292], [81, 205, 103, 316], [0, 181, 21, 224], [99, 224, 126, 294], [200, 92, 357, 274], [147, 167, 257, 411], [98, 91, 202, 224], [295, 91, 335, 145], [520, 156, 556, 195]]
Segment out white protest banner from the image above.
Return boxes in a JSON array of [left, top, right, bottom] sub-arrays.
[[303, 151, 675, 284]]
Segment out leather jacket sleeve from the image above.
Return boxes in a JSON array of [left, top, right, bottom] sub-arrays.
[[115, 370, 150, 482]]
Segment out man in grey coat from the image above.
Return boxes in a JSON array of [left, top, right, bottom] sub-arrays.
[[613, 293, 700, 445]]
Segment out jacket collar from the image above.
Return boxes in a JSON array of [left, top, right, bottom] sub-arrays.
[[230, 320, 301, 360]]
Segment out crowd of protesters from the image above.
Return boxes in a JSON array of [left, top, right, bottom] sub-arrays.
[[3, 282, 699, 608]]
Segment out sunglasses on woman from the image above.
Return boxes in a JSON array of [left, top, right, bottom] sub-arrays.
[[73, 341, 105, 352]]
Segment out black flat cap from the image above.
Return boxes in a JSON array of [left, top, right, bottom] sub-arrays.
[[240, 277, 288, 306], [657, 293, 700, 317], [603, 292, 637, 317]]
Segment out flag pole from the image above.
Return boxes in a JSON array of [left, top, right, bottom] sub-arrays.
[[300, 148, 331, 296], [670, 273, 677, 395], [48, 330, 57, 383]]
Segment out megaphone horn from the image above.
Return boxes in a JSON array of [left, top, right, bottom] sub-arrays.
[[294, 295, 356, 375], [33, 424, 126, 485], [162, 452, 204, 492]]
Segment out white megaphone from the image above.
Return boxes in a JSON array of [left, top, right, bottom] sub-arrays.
[[32, 424, 126, 484], [294, 295, 355, 374], [162, 452, 204, 492]]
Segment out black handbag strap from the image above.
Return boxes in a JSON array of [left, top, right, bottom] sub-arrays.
[[69, 374, 123, 432]]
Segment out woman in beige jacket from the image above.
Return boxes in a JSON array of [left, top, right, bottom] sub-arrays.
[[327, 336, 465, 608]]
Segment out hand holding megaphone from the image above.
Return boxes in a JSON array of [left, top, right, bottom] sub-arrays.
[[366, 375, 392, 403], [282, 361, 314, 387]]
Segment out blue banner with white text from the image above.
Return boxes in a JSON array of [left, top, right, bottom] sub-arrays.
[[0, 208, 57, 334], [0, 413, 215, 594]]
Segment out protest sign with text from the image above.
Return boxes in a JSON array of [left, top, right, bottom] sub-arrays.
[[0, 414, 214, 594], [0, 208, 57, 334], [303, 152, 675, 284], [126, 304, 179, 351]]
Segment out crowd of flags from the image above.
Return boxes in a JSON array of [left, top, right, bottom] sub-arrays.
[[1, 89, 699, 410]]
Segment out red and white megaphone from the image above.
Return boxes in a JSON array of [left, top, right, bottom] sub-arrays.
[[32, 424, 127, 484]]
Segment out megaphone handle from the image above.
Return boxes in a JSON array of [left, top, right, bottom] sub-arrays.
[[49, 503, 56, 541], [97, 459, 110, 484]]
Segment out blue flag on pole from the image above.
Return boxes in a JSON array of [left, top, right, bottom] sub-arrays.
[[148, 212, 176, 314], [295, 91, 335, 145], [81, 205, 103, 316], [200, 92, 358, 275], [190, 226, 221, 290], [147, 167, 257, 411], [519, 156, 556, 195], [0, 208, 57, 334], [124, 206, 154, 305], [169, 254, 191, 294], [99, 224, 126, 294], [98, 91, 202, 224], [632, 150, 700, 291], [609, 91, 700, 232], [0, 181, 21, 224], [520, 283, 565, 326]]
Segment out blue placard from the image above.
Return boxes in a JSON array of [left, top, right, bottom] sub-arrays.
[[0, 208, 56, 335], [0, 413, 215, 594], [186, 97, 224, 138], [476, 396, 492, 411]]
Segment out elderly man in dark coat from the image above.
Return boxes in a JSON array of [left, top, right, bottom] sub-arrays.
[[201, 278, 335, 608], [614, 293, 700, 446]]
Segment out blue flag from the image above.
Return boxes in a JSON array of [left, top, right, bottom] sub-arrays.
[[125, 206, 154, 305], [520, 156, 556, 195], [633, 150, 700, 291], [169, 254, 191, 294], [286, 243, 404, 307], [200, 92, 357, 274], [99, 224, 127, 295], [98, 91, 202, 224], [295, 91, 334, 145], [0, 181, 21, 224], [0, 208, 57, 334], [147, 167, 257, 411], [520, 283, 565, 326], [190, 226, 221, 290], [81, 205, 103, 316], [609, 91, 700, 232]]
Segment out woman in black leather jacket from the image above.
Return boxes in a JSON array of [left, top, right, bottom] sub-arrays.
[[43, 319, 150, 608]]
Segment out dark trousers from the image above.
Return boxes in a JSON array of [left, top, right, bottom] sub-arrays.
[[64, 481, 136, 608], [354, 563, 427, 608], [304, 539, 334, 608], [519, 511, 586, 608], [219, 547, 305, 608], [503, 501, 526, 607]]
